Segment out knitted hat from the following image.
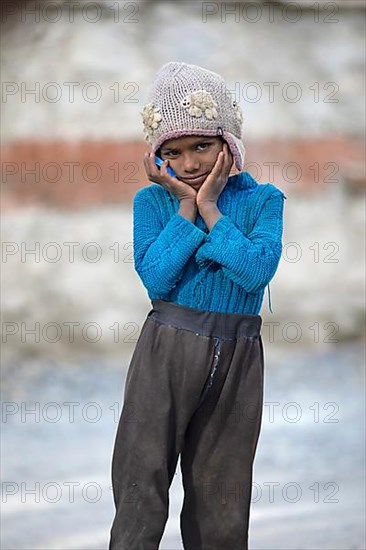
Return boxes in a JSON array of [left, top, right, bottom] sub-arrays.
[[140, 62, 245, 171]]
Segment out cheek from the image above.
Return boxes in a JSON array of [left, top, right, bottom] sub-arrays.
[[203, 151, 220, 171], [167, 159, 180, 172]]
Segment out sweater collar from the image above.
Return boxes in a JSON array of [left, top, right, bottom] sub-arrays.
[[228, 171, 258, 191]]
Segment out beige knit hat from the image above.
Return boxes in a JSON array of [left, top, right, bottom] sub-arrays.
[[140, 62, 245, 171]]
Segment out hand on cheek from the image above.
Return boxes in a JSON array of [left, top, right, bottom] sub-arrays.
[[196, 143, 234, 207]]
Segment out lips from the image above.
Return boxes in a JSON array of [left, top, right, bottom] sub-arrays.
[[179, 173, 208, 184]]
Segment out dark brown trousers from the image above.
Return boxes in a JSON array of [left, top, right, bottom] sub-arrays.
[[109, 299, 264, 550]]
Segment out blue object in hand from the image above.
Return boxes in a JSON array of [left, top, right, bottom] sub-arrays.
[[155, 155, 177, 178]]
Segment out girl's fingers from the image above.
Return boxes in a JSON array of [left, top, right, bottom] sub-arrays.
[[160, 161, 172, 184], [222, 144, 233, 173], [209, 145, 232, 183], [144, 152, 163, 183], [211, 150, 224, 175], [147, 152, 160, 177], [144, 152, 174, 188], [143, 152, 153, 171], [143, 153, 160, 183], [143, 154, 152, 178], [161, 160, 180, 185], [212, 151, 224, 172], [160, 159, 169, 176], [160, 159, 175, 184]]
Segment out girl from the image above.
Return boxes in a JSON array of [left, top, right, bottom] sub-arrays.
[[109, 62, 287, 550]]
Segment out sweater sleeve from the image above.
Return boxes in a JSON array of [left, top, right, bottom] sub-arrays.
[[133, 191, 207, 296], [195, 190, 286, 293]]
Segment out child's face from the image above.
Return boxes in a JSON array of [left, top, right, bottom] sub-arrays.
[[158, 135, 230, 189]]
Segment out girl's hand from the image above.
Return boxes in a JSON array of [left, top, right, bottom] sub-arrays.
[[196, 143, 233, 208], [143, 152, 197, 202]]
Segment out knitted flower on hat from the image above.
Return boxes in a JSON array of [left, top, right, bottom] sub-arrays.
[[180, 90, 218, 120], [140, 61, 246, 171], [141, 103, 162, 141]]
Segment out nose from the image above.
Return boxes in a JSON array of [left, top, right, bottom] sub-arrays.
[[182, 153, 200, 174]]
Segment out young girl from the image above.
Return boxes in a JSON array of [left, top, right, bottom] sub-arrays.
[[109, 62, 287, 550]]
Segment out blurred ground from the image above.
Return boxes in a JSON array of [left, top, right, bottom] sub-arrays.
[[1, 341, 365, 549]]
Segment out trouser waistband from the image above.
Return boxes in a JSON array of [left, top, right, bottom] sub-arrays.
[[147, 299, 262, 339]]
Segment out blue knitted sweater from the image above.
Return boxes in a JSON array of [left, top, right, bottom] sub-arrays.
[[133, 171, 287, 315]]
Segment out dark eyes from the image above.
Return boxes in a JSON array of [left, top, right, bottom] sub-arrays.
[[162, 143, 212, 156], [197, 143, 211, 151]]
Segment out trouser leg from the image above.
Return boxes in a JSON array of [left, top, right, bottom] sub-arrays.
[[180, 335, 264, 550], [109, 316, 215, 550]]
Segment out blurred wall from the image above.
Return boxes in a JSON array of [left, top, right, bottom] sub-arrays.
[[1, 0, 365, 208]]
